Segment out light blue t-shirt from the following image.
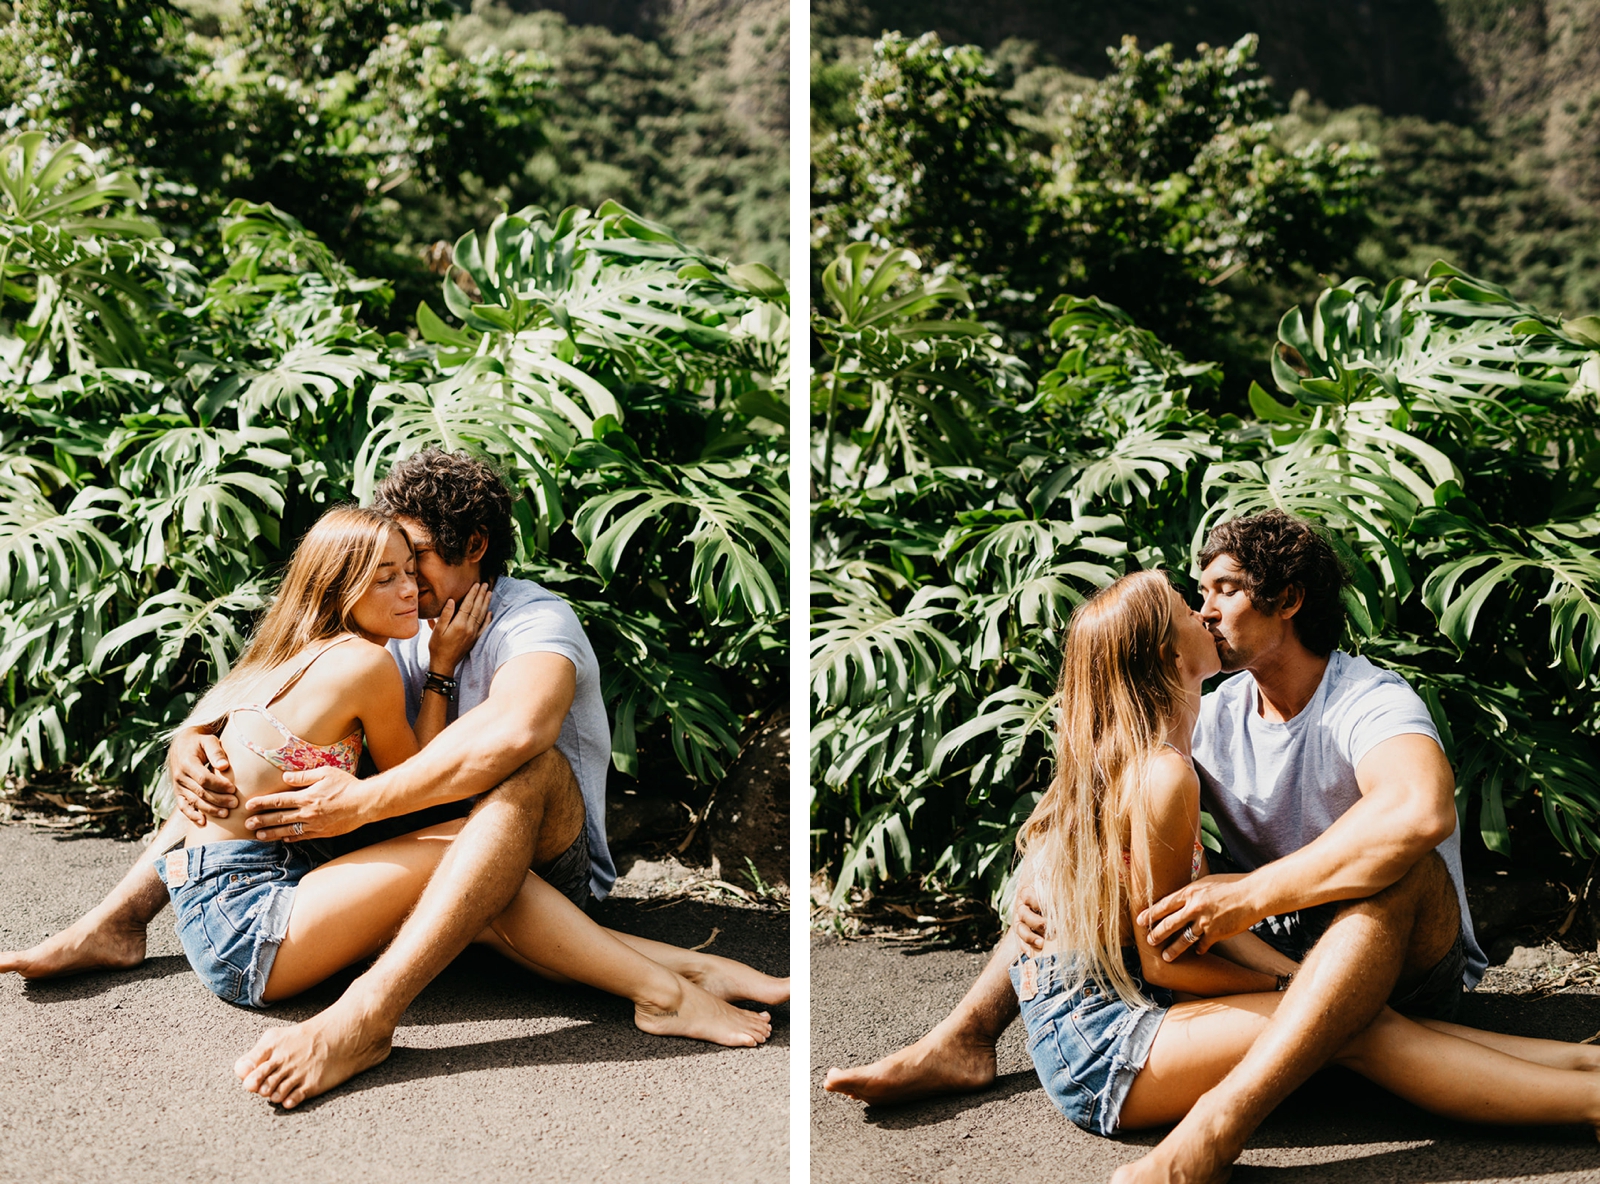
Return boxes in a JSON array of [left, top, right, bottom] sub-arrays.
[[388, 577, 616, 900], [1193, 650, 1486, 988]]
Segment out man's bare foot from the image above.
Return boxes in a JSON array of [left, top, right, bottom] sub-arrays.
[[1109, 1111, 1239, 1184], [1110, 1154, 1232, 1184], [823, 1019, 997, 1105], [634, 973, 773, 1047], [679, 952, 791, 1007], [0, 911, 146, 980], [235, 992, 395, 1109]]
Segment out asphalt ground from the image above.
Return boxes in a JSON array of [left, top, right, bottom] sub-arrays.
[[0, 825, 788, 1184], [812, 934, 1600, 1184]]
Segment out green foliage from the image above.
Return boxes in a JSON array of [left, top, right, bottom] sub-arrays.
[[0, 0, 787, 329], [812, 32, 1374, 364], [450, 4, 789, 277], [812, 243, 1600, 910], [0, 134, 788, 819]]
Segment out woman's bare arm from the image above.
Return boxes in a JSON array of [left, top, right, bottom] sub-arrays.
[[1207, 929, 1299, 977], [1129, 754, 1280, 995]]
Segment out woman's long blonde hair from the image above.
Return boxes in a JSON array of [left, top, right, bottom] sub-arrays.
[[180, 505, 406, 731], [1017, 569, 1191, 1006]]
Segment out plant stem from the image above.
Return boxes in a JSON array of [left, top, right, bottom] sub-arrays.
[[821, 357, 844, 491]]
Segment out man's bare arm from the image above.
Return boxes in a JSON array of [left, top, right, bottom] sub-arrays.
[[244, 652, 575, 842], [1141, 733, 1457, 957]]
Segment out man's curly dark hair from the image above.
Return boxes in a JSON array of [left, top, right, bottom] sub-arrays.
[[372, 449, 516, 580], [1199, 511, 1348, 656]]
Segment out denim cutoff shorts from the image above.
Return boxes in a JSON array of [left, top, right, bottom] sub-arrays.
[[153, 840, 317, 1008], [1011, 949, 1174, 1136]]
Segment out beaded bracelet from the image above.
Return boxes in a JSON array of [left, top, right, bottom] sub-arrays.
[[423, 671, 459, 701]]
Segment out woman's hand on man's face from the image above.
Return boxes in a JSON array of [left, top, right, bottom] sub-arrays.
[[427, 582, 493, 673], [171, 729, 239, 825]]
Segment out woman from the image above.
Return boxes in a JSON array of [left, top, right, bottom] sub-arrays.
[[1013, 569, 1600, 1139], [145, 505, 785, 1107]]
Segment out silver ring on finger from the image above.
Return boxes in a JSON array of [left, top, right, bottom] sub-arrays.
[[1183, 924, 1198, 944], [293, 821, 304, 836]]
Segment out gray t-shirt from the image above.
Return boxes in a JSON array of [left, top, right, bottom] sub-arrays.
[[388, 576, 616, 900], [1192, 650, 1486, 988]]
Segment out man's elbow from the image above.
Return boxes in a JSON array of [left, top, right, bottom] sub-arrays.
[[1405, 796, 1459, 853], [498, 717, 556, 765]]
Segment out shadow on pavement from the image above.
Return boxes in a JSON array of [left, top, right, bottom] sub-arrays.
[[860, 1070, 1040, 1128], [1232, 1137, 1598, 1181], [17, 953, 193, 1001], [281, 1019, 737, 1112]]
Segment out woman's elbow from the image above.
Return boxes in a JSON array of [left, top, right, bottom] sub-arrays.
[[1132, 945, 1182, 990]]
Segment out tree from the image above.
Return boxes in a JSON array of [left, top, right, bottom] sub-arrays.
[[813, 33, 1374, 379]]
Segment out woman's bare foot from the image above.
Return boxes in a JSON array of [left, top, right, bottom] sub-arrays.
[[633, 973, 773, 1047], [0, 911, 146, 979], [678, 952, 790, 1007], [823, 1018, 997, 1105], [235, 991, 395, 1109]]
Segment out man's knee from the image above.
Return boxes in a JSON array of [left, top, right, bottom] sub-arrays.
[[487, 747, 578, 811], [1333, 851, 1458, 962], [1374, 851, 1455, 917], [486, 748, 584, 856]]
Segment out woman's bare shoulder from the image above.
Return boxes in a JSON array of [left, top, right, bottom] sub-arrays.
[[313, 636, 401, 681], [1145, 749, 1201, 810], [281, 635, 397, 693]]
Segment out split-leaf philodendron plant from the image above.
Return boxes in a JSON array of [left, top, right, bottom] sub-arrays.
[[812, 243, 1600, 913], [0, 133, 789, 818]]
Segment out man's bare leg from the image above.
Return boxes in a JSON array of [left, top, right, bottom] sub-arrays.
[[0, 814, 185, 979], [234, 749, 580, 1106], [823, 929, 1022, 1104], [1112, 853, 1461, 1184]]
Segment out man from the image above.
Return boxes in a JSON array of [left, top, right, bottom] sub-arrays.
[[825, 511, 1484, 1184], [0, 449, 612, 1106]]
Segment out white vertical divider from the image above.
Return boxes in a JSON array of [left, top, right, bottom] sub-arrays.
[[788, 0, 811, 1179]]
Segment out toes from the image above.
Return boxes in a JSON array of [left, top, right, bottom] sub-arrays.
[[238, 1039, 283, 1091], [262, 1064, 294, 1102], [268, 1073, 299, 1106]]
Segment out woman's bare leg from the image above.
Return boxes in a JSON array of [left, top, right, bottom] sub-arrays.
[[1118, 993, 1600, 1133], [474, 871, 773, 1046], [1412, 1018, 1600, 1072], [604, 931, 789, 1006], [473, 928, 790, 1007], [259, 823, 461, 1003], [1118, 993, 1281, 1129], [1338, 1008, 1600, 1126]]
